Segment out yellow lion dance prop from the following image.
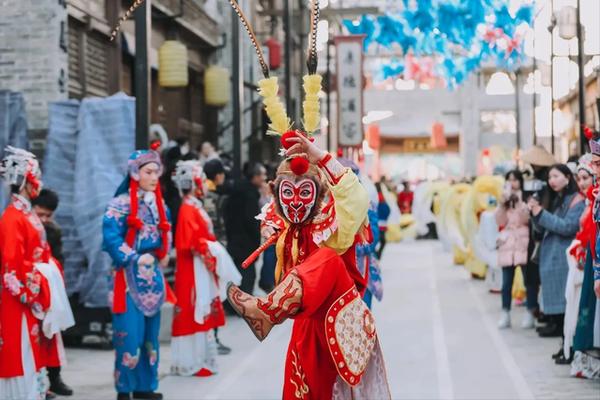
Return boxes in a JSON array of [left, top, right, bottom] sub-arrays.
[[438, 183, 471, 265], [460, 176, 503, 278]]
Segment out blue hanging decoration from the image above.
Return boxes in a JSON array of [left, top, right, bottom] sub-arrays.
[[382, 61, 405, 80], [342, 15, 377, 50], [493, 5, 515, 36], [515, 4, 534, 25], [341, 0, 533, 89], [403, 0, 435, 34]]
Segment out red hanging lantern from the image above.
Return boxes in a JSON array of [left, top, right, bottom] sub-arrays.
[[430, 122, 447, 149], [265, 38, 282, 70], [366, 124, 381, 150]]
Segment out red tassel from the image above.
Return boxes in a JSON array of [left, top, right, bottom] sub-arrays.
[[281, 130, 297, 150], [112, 270, 127, 313], [154, 183, 170, 260], [126, 215, 144, 230], [583, 125, 594, 140], [290, 157, 309, 176], [165, 282, 177, 305]]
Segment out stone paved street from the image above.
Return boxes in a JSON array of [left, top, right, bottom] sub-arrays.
[[63, 240, 600, 399]]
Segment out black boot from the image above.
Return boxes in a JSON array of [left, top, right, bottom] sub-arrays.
[[117, 394, 130, 400], [551, 348, 564, 360], [538, 315, 562, 338], [132, 392, 163, 400], [538, 323, 561, 337], [555, 353, 573, 365], [48, 367, 73, 396]]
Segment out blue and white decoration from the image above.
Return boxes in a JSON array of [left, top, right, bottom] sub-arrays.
[[342, 0, 534, 88]]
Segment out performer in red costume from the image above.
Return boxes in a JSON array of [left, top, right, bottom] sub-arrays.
[[224, 1, 391, 398], [170, 160, 241, 377], [0, 147, 51, 400]]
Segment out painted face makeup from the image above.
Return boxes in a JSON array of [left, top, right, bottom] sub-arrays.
[[278, 178, 317, 224]]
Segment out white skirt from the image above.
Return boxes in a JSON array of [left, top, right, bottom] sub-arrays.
[[0, 315, 48, 400], [171, 331, 218, 377]]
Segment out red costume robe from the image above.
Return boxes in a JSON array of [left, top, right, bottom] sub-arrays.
[[171, 196, 225, 376], [0, 195, 51, 379], [260, 164, 391, 399]]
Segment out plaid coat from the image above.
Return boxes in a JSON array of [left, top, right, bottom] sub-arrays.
[[533, 192, 585, 315]]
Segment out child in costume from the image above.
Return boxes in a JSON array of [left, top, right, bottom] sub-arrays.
[[170, 160, 241, 377], [0, 147, 51, 400], [222, 1, 391, 398], [102, 150, 173, 400]]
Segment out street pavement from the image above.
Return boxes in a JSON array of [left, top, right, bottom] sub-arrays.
[[63, 240, 600, 399]]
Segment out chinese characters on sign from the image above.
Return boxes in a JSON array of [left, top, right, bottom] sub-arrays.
[[335, 36, 365, 147]]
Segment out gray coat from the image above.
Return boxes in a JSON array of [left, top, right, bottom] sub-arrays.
[[533, 192, 585, 315]]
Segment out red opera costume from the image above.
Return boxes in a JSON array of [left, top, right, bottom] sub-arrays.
[[170, 160, 240, 376], [0, 147, 50, 400], [172, 198, 225, 334], [225, 1, 390, 397]]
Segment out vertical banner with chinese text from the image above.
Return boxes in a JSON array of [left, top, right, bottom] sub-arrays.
[[335, 35, 365, 148]]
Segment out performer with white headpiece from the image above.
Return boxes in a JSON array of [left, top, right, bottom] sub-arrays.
[[0, 147, 51, 400], [170, 160, 241, 377]]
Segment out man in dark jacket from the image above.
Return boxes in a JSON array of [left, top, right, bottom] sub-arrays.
[[203, 158, 228, 245], [224, 162, 266, 295]]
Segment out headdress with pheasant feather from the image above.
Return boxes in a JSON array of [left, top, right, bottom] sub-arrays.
[[228, 0, 323, 177]]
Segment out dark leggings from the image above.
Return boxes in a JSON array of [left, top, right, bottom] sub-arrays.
[[376, 229, 386, 260], [501, 266, 516, 310], [522, 262, 540, 311]]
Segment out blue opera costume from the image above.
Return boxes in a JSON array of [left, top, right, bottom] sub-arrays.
[[102, 150, 172, 394]]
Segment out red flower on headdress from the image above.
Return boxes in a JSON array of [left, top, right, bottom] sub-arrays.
[[150, 140, 161, 151]]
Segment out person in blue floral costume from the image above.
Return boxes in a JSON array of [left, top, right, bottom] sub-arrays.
[[102, 150, 173, 400]]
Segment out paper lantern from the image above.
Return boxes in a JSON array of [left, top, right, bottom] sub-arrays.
[[265, 38, 282, 70], [557, 6, 577, 40], [366, 124, 381, 150], [158, 40, 188, 88], [430, 122, 447, 149], [204, 65, 231, 107]]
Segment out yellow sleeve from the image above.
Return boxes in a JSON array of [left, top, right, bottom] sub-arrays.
[[323, 170, 369, 254]]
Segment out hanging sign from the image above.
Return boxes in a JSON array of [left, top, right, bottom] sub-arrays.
[[335, 35, 365, 148]]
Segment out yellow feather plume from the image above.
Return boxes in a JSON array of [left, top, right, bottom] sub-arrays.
[[302, 74, 322, 134], [258, 77, 290, 135]]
